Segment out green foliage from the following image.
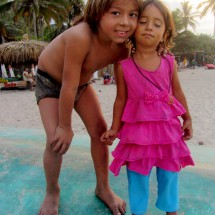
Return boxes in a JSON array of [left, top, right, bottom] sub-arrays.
[[172, 31, 215, 64], [0, 0, 23, 41], [197, 0, 215, 36], [0, 0, 84, 41], [172, 9, 184, 33], [173, 1, 200, 32], [48, 0, 84, 39], [42, 25, 56, 41], [0, 0, 14, 11], [170, 1, 215, 64]]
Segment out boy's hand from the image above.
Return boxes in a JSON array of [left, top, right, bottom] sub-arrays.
[[157, 42, 172, 57], [182, 119, 193, 141], [100, 129, 118, 145], [51, 126, 74, 155]]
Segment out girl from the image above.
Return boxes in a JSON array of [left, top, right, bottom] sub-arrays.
[[36, 0, 141, 214], [101, 0, 195, 214]]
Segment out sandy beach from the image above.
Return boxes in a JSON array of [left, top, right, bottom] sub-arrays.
[[1, 67, 215, 215], [0, 67, 215, 146]]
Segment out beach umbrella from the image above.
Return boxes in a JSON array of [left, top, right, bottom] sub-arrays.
[[0, 40, 48, 65]]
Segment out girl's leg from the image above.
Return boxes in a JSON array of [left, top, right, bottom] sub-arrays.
[[156, 168, 179, 215], [126, 168, 150, 215], [38, 98, 61, 215], [74, 84, 126, 215]]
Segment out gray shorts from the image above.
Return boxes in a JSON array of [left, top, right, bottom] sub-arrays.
[[35, 69, 91, 104]]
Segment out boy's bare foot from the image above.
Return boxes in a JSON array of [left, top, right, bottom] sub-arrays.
[[96, 187, 126, 215], [38, 189, 60, 215]]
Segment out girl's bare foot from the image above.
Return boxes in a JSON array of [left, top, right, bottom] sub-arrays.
[[95, 187, 126, 215]]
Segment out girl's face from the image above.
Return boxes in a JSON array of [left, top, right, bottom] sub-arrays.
[[98, 0, 139, 43], [134, 4, 165, 49]]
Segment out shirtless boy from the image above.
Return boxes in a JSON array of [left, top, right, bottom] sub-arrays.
[[35, 0, 141, 214]]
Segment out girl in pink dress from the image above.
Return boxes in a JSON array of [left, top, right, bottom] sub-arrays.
[[101, 0, 194, 214]]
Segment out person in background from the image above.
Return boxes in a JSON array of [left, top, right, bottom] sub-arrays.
[[8, 65, 16, 78], [31, 64, 37, 77], [23, 67, 35, 90], [192, 59, 196, 69], [183, 57, 187, 69]]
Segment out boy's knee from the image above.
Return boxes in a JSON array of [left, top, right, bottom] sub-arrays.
[[89, 121, 107, 140]]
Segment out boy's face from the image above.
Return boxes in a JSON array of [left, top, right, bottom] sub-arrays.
[[134, 4, 165, 49], [98, 0, 139, 43]]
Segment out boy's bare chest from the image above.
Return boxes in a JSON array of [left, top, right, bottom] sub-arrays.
[[82, 45, 125, 73]]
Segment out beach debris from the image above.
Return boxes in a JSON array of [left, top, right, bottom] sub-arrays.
[[198, 141, 204, 145]]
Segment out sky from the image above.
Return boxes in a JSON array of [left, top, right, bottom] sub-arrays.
[[83, 0, 214, 36], [163, 0, 213, 36]]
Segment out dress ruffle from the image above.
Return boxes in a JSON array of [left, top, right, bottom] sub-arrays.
[[110, 155, 195, 176], [118, 117, 183, 145], [122, 91, 186, 123], [110, 117, 194, 176], [112, 137, 191, 161]]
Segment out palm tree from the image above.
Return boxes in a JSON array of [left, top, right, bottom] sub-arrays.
[[0, 0, 14, 42], [0, 0, 18, 42], [0, 0, 14, 7], [13, 0, 70, 39], [43, 0, 84, 40], [0, 0, 84, 42], [178, 1, 201, 32], [197, 0, 215, 36], [172, 9, 184, 33]]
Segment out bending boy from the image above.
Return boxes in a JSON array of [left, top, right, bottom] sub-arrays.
[[35, 0, 141, 214]]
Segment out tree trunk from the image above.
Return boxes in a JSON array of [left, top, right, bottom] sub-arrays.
[[33, 12, 37, 39], [213, 11, 215, 37]]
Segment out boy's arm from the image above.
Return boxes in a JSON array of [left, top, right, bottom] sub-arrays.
[[172, 61, 193, 140], [101, 62, 127, 145], [52, 25, 91, 155], [59, 26, 91, 129]]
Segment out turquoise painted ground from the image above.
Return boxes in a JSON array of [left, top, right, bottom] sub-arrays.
[[0, 127, 215, 215]]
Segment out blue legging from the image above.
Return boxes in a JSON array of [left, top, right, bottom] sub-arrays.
[[127, 168, 179, 214]]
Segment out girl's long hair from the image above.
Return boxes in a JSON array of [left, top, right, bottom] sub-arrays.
[[131, 0, 176, 52]]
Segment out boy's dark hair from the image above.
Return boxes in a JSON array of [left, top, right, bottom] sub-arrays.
[[131, 0, 176, 51], [74, 0, 142, 33]]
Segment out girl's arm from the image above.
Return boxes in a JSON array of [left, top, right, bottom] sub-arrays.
[[101, 62, 127, 145], [172, 61, 193, 140]]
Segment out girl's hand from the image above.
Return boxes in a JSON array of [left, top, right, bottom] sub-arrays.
[[182, 119, 193, 141], [51, 126, 74, 155], [100, 129, 118, 146]]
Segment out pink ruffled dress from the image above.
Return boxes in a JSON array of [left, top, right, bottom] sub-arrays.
[[110, 55, 194, 176]]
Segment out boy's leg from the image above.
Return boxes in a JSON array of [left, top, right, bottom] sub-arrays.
[[74, 84, 126, 215], [127, 168, 150, 215], [156, 168, 179, 215], [38, 98, 61, 215]]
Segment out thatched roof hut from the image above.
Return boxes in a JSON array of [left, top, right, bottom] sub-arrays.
[[0, 39, 48, 65]]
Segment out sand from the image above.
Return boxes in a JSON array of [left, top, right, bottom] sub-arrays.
[[0, 67, 215, 146]]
